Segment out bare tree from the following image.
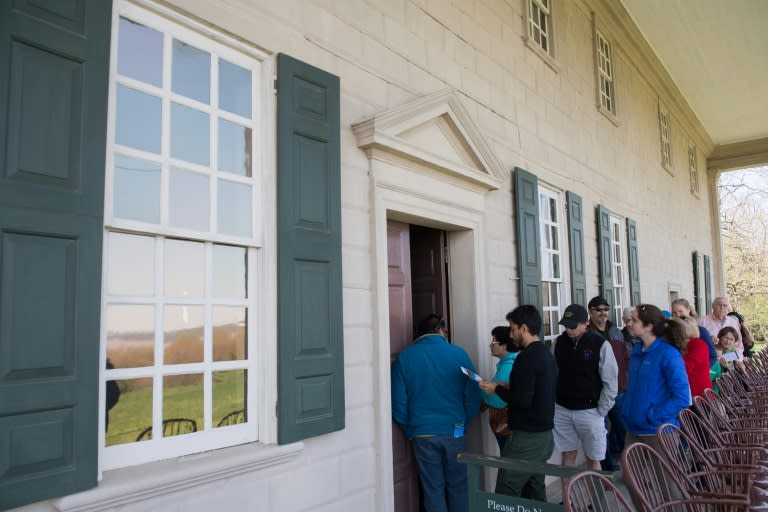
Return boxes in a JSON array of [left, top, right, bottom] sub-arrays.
[[718, 167, 768, 342]]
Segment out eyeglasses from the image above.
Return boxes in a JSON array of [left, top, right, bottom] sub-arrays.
[[491, 339, 502, 345], [591, 307, 610, 312]]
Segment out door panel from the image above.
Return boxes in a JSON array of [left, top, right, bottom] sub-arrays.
[[410, 226, 448, 333]]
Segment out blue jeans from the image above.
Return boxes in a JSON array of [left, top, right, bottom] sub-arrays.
[[411, 436, 468, 512], [601, 393, 626, 471]]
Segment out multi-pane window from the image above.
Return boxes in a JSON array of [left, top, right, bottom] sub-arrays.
[[103, 3, 266, 469], [596, 30, 616, 116], [539, 187, 564, 344], [527, 0, 553, 57], [610, 216, 628, 326], [659, 103, 673, 171], [688, 144, 700, 195]]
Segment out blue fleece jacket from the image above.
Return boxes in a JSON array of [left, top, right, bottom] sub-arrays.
[[482, 352, 517, 409], [621, 338, 690, 435], [391, 334, 482, 439]]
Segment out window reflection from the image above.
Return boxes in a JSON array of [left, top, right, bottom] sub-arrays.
[[169, 167, 210, 231], [213, 370, 247, 428], [164, 305, 204, 364], [218, 118, 252, 176], [116, 85, 161, 154], [118, 17, 163, 87], [218, 59, 251, 118], [171, 103, 210, 166], [105, 377, 153, 446], [107, 232, 155, 296], [164, 239, 205, 298], [217, 180, 251, 237], [163, 373, 203, 437], [113, 154, 160, 223], [107, 305, 155, 368], [172, 39, 210, 104], [213, 307, 246, 361], [212, 245, 246, 298]]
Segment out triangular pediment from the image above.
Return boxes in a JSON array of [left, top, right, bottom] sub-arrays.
[[352, 89, 504, 190]]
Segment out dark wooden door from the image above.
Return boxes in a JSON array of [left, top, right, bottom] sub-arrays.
[[388, 220, 419, 512], [410, 226, 448, 333]]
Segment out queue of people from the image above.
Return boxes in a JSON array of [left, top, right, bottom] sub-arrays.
[[390, 295, 757, 511]]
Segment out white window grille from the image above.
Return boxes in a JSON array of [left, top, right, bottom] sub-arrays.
[[659, 103, 673, 171], [539, 187, 564, 344], [688, 144, 700, 195], [610, 216, 628, 326], [525, 0, 556, 67], [101, 1, 271, 470], [596, 30, 617, 116]]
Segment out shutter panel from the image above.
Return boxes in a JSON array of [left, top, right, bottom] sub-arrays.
[[596, 205, 614, 309], [514, 167, 542, 313], [566, 191, 586, 307], [0, 1, 111, 508], [692, 251, 701, 314], [626, 217, 641, 306], [703, 254, 713, 315], [276, 54, 344, 444]]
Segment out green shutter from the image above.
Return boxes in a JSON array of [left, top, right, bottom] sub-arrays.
[[626, 217, 641, 306], [596, 205, 614, 310], [692, 251, 701, 314], [0, 1, 111, 508], [276, 54, 344, 444], [703, 254, 712, 314], [566, 191, 586, 307], [514, 167, 542, 313]]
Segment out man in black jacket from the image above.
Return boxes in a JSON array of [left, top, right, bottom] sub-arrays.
[[479, 305, 556, 501]]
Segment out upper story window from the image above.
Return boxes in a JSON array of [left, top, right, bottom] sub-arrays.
[[659, 101, 673, 173], [610, 216, 628, 326], [102, 2, 270, 470], [524, 0, 558, 71], [688, 143, 700, 196], [539, 187, 565, 345], [594, 25, 618, 123]]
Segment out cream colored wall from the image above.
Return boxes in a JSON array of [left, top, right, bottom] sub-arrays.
[[13, 0, 720, 511]]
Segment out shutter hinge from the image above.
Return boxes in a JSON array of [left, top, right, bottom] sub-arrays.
[[273, 77, 278, 95], [275, 401, 279, 417]]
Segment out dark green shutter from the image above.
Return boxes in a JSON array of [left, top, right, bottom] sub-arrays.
[[566, 192, 586, 307], [514, 167, 542, 313], [0, 1, 111, 508], [626, 217, 641, 306], [692, 251, 701, 314], [276, 54, 344, 444], [703, 254, 712, 314], [596, 205, 614, 311]]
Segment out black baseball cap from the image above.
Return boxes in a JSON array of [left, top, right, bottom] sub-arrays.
[[588, 296, 609, 309], [559, 304, 588, 329]]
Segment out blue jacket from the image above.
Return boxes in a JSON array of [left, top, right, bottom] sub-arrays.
[[391, 334, 482, 438], [482, 352, 518, 409], [621, 338, 690, 435]]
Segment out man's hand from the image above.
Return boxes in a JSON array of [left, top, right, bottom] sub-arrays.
[[478, 380, 497, 394]]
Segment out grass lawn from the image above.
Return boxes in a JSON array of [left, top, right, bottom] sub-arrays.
[[106, 370, 246, 446]]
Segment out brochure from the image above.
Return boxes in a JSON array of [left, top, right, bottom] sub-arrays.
[[721, 351, 739, 362], [460, 366, 483, 383]]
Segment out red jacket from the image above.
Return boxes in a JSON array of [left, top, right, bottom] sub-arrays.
[[684, 338, 712, 399]]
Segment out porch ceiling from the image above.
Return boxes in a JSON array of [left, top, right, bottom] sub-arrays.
[[620, 0, 768, 148]]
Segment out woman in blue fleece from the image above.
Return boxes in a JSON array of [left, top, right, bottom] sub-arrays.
[[621, 304, 689, 453]]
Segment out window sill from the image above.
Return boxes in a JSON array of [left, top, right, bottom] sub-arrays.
[[662, 162, 675, 176], [597, 105, 620, 127], [53, 442, 303, 512], [523, 36, 560, 73]]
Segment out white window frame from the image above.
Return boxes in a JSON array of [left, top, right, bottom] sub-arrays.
[[659, 100, 673, 174], [593, 19, 619, 125], [609, 215, 629, 327], [538, 186, 567, 344], [688, 142, 700, 197], [99, 0, 276, 472], [523, 0, 559, 72]]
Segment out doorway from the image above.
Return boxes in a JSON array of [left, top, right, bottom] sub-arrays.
[[388, 220, 450, 512]]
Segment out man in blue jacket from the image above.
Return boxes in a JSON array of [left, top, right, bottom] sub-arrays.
[[391, 313, 482, 512]]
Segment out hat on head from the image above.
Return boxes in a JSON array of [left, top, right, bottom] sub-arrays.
[[559, 304, 589, 329], [661, 309, 672, 319], [588, 296, 609, 309]]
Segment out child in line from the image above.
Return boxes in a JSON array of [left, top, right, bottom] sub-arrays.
[[716, 326, 744, 372]]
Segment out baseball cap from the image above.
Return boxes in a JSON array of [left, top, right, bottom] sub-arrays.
[[559, 304, 589, 329], [588, 296, 609, 309]]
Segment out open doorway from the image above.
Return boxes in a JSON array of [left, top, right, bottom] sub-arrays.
[[388, 220, 450, 512]]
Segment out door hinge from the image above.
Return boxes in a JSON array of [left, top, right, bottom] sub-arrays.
[[443, 244, 449, 264]]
